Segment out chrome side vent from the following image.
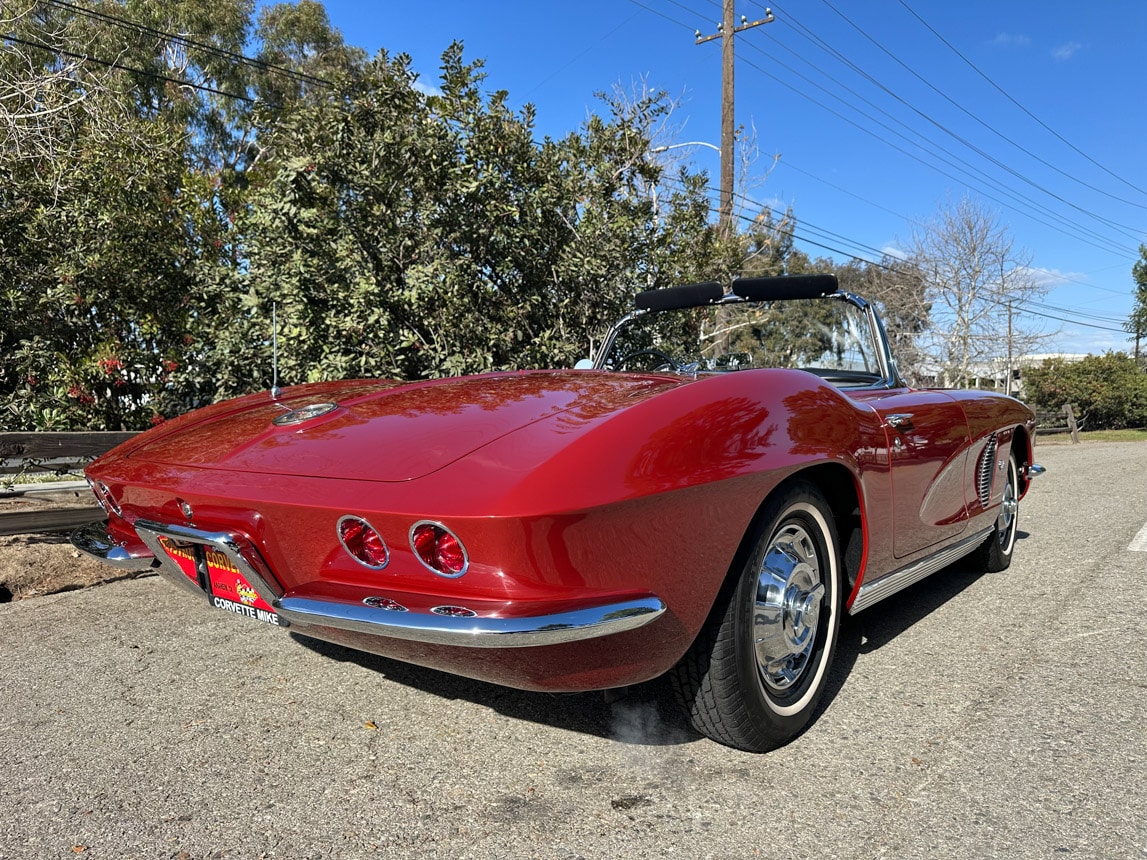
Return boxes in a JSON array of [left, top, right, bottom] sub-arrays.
[[976, 434, 998, 507]]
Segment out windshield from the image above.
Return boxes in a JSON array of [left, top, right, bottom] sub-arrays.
[[601, 297, 885, 387]]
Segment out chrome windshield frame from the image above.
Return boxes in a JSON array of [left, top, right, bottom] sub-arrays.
[[593, 289, 905, 389]]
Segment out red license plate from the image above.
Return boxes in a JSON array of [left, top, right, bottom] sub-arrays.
[[158, 537, 283, 627]]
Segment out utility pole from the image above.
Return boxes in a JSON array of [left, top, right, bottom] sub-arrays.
[[696, 2, 774, 236], [1005, 299, 1014, 396]]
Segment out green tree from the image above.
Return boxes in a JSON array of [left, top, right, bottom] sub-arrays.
[[0, 0, 357, 428], [739, 209, 795, 278], [0, 67, 205, 428], [1127, 244, 1147, 364], [191, 45, 726, 396], [836, 256, 930, 384], [1, 6, 756, 431], [727, 214, 931, 383]]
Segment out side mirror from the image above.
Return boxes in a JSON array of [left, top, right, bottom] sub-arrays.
[[573, 358, 594, 370]]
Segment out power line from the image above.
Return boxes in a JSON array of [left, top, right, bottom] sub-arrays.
[[737, 52, 1137, 259], [36, 0, 330, 89], [623, 0, 696, 32], [668, 174, 1134, 330], [1, 32, 253, 101], [816, 0, 1147, 213], [730, 166, 1137, 307], [664, 168, 898, 262], [638, 1, 1143, 263], [1019, 306, 1127, 333], [1027, 300, 1127, 325], [654, 2, 1140, 261], [1026, 270, 1134, 298], [775, 160, 914, 223], [777, 158, 1143, 304], [523, 10, 641, 99], [663, 0, 713, 22], [666, 175, 896, 268], [741, 40, 1136, 258], [896, 0, 1147, 201], [732, 188, 893, 260], [769, 1, 1146, 240], [743, 28, 1138, 253]]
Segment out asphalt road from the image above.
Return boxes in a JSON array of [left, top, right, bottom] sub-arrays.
[[1, 441, 1144, 859]]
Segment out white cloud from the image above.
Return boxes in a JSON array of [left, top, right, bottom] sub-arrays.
[[1024, 266, 1079, 289], [1052, 325, 1129, 356], [1053, 41, 1082, 61], [412, 79, 443, 98], [990, 32, 1031, 48], [881, 244, 908, 261]]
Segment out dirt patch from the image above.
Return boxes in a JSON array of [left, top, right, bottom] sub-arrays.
[[0, 532, 150, 602], [0, 490, 151, 601]]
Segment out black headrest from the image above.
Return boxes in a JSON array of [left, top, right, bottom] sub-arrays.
[[635, 281, 724, 312], [731, 274, 839, 301]]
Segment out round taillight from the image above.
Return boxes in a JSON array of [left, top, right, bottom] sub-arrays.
[[337, 516, 389, 569], [410, 521, 468, 577]]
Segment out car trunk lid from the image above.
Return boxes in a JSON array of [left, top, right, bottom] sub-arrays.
[[126, 371, 686, 482]]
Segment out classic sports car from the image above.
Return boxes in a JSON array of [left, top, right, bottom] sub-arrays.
[[74, 274, 1041, 752]]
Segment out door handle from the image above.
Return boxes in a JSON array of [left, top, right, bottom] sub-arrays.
[[886, 413, 914, 430]]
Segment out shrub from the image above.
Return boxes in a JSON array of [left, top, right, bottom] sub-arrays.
[[1022, 352, 1147, 430]]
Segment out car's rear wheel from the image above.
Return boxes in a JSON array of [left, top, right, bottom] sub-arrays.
[[972, 450, 1020, 572], [673, 481, 842, 752]]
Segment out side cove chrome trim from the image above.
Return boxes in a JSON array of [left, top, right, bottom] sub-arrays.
[[977, 433, 999, 507], [848, 527, 994, 615]]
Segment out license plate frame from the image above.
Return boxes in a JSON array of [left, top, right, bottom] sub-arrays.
[[157, 535, 284, 627]]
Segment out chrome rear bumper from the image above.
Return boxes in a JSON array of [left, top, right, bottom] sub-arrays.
[[72, 519, 666, 649], [276, 593, 666, 648], [71, 521, 156, 571]]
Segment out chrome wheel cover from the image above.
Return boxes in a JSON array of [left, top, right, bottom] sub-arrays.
[[753, 522, 825, 694], [996, 461, 1018, 552]]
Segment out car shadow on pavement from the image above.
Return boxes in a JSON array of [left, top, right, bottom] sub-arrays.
[[291, 632, 697, 747], [852, 529, 1031, 652], [290, 531, 1031, 750], [816, 530, 1030, 722]]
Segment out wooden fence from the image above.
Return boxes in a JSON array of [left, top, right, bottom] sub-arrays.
[[0, 431, 139, 474], [0, 432, 138, 535], [1034, 403, 1083, 444]]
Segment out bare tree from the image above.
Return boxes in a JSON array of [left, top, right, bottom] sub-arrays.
[[1, 2, 138, 183], [836, 256, 932, 385], [910, 196, 1053, 390]]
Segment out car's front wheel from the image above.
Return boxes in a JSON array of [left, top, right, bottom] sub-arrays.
[[673, 481, 842, 752], [972, 450, 1020, 573]]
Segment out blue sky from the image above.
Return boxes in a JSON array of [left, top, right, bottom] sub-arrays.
[[316, 0, 1146, 355]]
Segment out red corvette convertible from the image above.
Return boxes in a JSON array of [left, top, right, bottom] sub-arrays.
[[74, 274, 1041, 752]]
